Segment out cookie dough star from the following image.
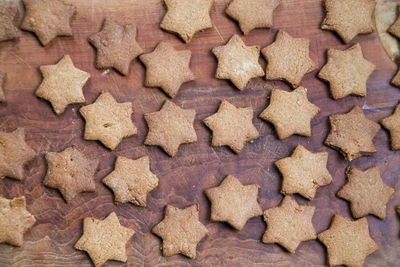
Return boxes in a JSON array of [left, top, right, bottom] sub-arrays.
[[144, 100, 197, 157], [75, 212, 135, 267], [160, 0, 214, 43], [139, 41, 194, 98], [0, 5, 21, 42], [0, 70, 6, 102], [80, 92, 138, 150], [152, 204, 208, 258], [102, 156, 159, 207], [381, 103, 400, 150], [318, 215, 378, 267], [0, 196, 36, 247], [88, 19, 143, 76], [212, 34, 264, 90], [205, 175, 262, 230], [43, 146, 98, 203], [262, 196, 316, 253], [203, 100, 259, 154], [21, 0, 76, 46], [275, 145, 332, 200]]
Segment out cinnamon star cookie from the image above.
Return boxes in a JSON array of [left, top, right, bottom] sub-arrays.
[[0, 4, 20, 42], [0, 70, 5, 102], [381, 103, 400, 150]]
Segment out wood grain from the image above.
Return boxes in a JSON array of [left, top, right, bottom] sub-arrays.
[[1, 0, 400, 266]]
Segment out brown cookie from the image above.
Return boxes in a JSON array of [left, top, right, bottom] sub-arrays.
[[275, 145, 332, 200], [0, 196, 36, 247], [318, 215, 378, 267], [261, 30, 316, 88], [389, 8, 400, 39], [225, 0, 280, 35], [160, 0, 214, 43], [318, 43, 376, 99], [75, 212, 135, 267], [203, 100, 259, 154], [139, 41, 194, 98], [152, 204, 208, 258], [0, 70, 5, 102], [259, 87, 319, 139], [381, 103, 400, 150], [88, 18, 143, 76], [321, 0, 376, 43], [262, 196, 316, 253], [36, 55, 90, 115], [21, 0, 76, 46], [102, 156, 159, 207], [392, 68, 400, 88], [0, 4, 20, 42], [43, 146, 98, 203], [325, 105, 381, 161], [80, 92, 138, 150], [212, 34, 264, 90], [0, 128, 36, 181], [144, 100, 197, 157], [205, 175, 262, 230]]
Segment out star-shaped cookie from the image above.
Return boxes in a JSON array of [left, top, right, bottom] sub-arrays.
[[102, 156, 159, 207], [259, 87, 319, 139], [212, 34, 264, 90], [389, 11, 400, 39], [262, 196, 316, 253], [0, 4, 21, 42], [0, 70, 6, 102], [261, 30, 316, 88], [144, 100, 197, 157], [203, 100, 259, 154], [152, 204, 208, 258], [0, 196, 36, 247], [160, 0, 214, 43], [205, 175, 262, 230], [321, 0, 376, 44], [381, 103, 400, 150], [225, 0, 280, 34], [75, 212, 135, 267], [80, 92, 138, 150], [139, 41, 194, 98], [43, 146, 98, 203], [392, 68, 400, 88], [36, 55, 90, 115], [21, 0, 76, 46], [0, 128, 36, 181], [88, 19, 143, 76], [275, 145, 332, 200], [318, 215, 378, 267], [318, 43, 376, 100], [325, 105, 381, 161], [338, 166, 394, 220]]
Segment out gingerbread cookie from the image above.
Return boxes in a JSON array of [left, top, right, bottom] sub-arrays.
[[0, 4, 20, 42], [152, 204, 208, 258], [0, 70, 5, 102], [381, 103, 400, 150], [212, 34, 264, 90], [389, 9, 400, 39], [259, 87, 319, 139]]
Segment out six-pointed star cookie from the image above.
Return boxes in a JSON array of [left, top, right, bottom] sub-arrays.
[[160, 0, 213, 43], [338, 166, 394, 220], [43, 146, 98, 203], [262, 196, 316, 253], [318, 43, 376, 100], [0, 70, 6, 102], [212, 34, 264, 90], [225, 0, 280, 35], [0, 128, 36, 181], [262, 30, 316, 88], [103, 156, 159, 207], [321, 0, 376, 44], [36, 55, 90, 115], [88, 18, 143, 76], [260, 87, 319, 139], [80, 92, 138, 150], [318, 215, 378, 267], [0, 196, 36, 247], [381, 103, 400, 150], [203, 100, 259, 154], [275, 145, 332, 200], [325, 105, 381, 161], [21, 0, 76, 46], [0, 4, 20, 42], [144, 100, 197, 157], [139, 41, 194, 98], [205, 175, 262, 230], [75, 212, 135, 267]]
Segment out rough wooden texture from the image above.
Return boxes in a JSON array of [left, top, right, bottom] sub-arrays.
[[1, 0, 400, 266]]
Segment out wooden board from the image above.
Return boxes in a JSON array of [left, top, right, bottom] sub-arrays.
[[1, 0, 400, 266]]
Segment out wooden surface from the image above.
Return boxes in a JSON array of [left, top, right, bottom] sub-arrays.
[[1, 0, 400, 266]]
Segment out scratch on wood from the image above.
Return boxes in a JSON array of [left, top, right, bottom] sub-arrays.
[[213, 23, 224, 42]]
